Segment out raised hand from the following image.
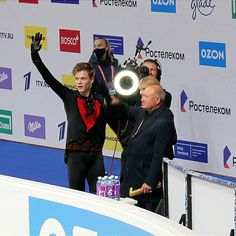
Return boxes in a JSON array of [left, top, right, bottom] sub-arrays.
[[31, 32, 43, 53]]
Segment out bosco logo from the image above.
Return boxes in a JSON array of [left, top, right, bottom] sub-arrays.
[[59, 29, 80, 53]]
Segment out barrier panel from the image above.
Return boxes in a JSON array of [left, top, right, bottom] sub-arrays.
[[0, 174, 195, 236], [163, 159, 236, 236], [163, 159, 187, 223]]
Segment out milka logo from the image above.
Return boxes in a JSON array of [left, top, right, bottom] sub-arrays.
[[191, 0, 215, 20], [24, 114, 45, 139], [0, 72, 8, 83], [28, 121, 41, 133]]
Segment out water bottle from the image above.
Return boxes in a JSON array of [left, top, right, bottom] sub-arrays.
[[107, 175, 114, 199], [100, 176, 108, 197], [96, 176, 102, 196], [113, 176, 120, 201]]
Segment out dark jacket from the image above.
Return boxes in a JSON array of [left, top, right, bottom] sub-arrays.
[[31, 52, 109, 154], [119, 89, 172, 149], [120, 104, 177, 202], [89, 54, 119, 89]]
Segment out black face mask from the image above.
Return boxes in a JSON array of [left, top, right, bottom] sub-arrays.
[[94, 48, 106, 59]]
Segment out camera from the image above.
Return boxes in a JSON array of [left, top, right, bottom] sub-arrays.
[[113, 40, 152, 96]]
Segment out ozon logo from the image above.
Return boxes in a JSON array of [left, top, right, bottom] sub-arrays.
[[29, 197, 150, 236], [59, 29, 80, 53], [199, 41, 226, 67], [151, 0, 176, 13], [39, 218, 97, 236]]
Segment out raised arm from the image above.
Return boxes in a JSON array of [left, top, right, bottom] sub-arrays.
[[31, 32, 67, 100]]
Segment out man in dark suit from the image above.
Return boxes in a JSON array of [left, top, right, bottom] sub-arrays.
[[119, 76, 177, 212], [118, 59, 172, 183]]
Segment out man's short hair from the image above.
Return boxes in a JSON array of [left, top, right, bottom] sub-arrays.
[[72, 62, 95, 78], [140, 77, 166, 103], [139, 75, 160, 89]]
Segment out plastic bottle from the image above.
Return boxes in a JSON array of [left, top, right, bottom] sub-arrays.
[[113, 176, 120, 201], [107, 175, 114, 198], [96, 176, 102, 196], [100, 176, 108, 197]]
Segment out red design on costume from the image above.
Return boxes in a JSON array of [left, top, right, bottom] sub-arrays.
[[77, 98, 101, 132]]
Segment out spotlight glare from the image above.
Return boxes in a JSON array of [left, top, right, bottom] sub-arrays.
[[114, 70, 139, 96]]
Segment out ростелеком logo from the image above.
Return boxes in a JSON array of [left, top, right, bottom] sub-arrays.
[[92, 0, 137, 8], [199, 41, 226, 68], [223, 146, 236, 169], [223, 146, 231, 168], [180, 90, 188, 112], [151, 0, 176, 13]]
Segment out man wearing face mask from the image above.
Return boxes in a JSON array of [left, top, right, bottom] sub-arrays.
[[89, 37, 119, 98]]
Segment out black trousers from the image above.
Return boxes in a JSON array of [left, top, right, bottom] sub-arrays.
[[136, 200, 160, 213], [66, 151, 105, 193], [136, 193, 162, 213]]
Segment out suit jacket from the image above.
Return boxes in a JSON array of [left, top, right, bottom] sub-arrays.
[[120, 104, 177, 202]]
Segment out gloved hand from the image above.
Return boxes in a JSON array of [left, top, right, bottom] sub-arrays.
[[31, 32, 43, 53]]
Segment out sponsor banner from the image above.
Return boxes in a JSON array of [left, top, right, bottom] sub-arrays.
[[180, 90, 188, 112], [190, 0, 215, 20], [174, 140, 208, 163], [199, 41, 226, 68], [0, 67, 12, 90], [0, 32, 14, 39], [24, 114, 46, 139], [103, 126, 122, 152], [223, 146, 236, 169], [180, 90, 231, 116], [58, 121, 66, 141], [59, 29, 80, 53], [139, 37, 185, 61], [29, 197, 150, 236], [0, 109, 13, 135], [93, 34, 124, 55], [23, 72, 31, 91], [151, 0, 176, 13], [61, 74, 76, 90], [25, 26, 47, 50], [19, 0, 38, 3], [51, 0, 79, 4], [232, 0, 236, 19], [92, 0, 137, 8]]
